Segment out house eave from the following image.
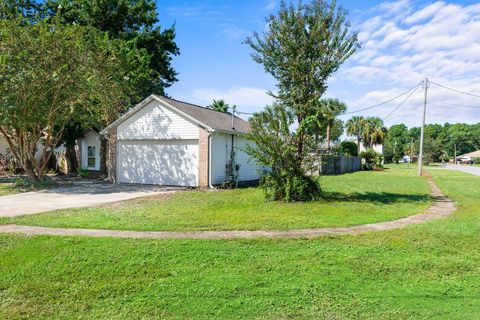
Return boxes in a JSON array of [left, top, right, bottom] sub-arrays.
[[100, 95, 215, 135]]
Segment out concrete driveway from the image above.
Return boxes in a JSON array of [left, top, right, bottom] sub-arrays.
[[0, 181, 183, 218], [440, 164, 480, 176]]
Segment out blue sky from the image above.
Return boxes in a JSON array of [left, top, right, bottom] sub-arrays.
[[157, 0, 480, 127]]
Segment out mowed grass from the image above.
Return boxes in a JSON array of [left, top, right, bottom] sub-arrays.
[[1, 166, 432, 231], [0, 184, 13, 196], [1, 169, 480, 319]]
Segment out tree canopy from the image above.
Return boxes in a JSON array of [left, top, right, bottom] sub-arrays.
[[383, 122, 480, 163], [208, 99, 230, 113], [0, 19, 150, 180], [246, 0, 359, 201]]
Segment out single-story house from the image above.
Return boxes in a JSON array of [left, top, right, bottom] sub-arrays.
[[99, 95, 260, 187], [455, 150, 480, 164]]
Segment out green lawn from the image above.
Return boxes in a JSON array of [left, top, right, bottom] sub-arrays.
[[0, 180, 15, 196], [1, 168, 480, 319], [1, 166, 432, 231]]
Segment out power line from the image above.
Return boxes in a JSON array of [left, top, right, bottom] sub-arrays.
[[343, 82, 423, 115], [236, 111, 255, 115], [429, 81, 480, 99], [430, 103, 480, 110], [383, 84, 422, 121]]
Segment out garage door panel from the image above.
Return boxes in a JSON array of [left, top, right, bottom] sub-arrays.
[[118, 140, 198, 187]]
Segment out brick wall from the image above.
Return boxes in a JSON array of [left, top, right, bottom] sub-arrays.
[[198, 128, 210, 187], [107, 128, 117, 183]]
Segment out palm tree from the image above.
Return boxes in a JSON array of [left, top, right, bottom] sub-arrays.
[[318, 98, 347, 150], [363, 117, 387, 149], [208, 99, 229, 113], [346, 116, 365, 153]]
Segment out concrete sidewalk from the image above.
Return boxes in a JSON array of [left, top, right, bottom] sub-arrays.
[[0, 182, 182, 218]]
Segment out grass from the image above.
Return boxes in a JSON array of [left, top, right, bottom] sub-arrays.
[[1, 166, 432, 231], [0, 180, 15, 196], [0, 177, 57, 196], [1, 168, 480, 319]]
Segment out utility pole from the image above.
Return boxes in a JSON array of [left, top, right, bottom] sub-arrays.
[[418, 77, 429, 176], [231, 105, 236, 130], [454, 144, 457, 164]]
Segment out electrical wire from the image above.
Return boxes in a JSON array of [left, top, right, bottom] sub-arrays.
[[342, 81, 423, 115], [429, 81, 480, 99], [429, 103, 480, 110], [383, 85, 422, 121]]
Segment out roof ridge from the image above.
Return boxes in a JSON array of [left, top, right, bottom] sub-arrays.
[[157, 95, 247, 120]]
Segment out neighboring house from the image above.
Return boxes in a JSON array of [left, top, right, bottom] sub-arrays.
[[358, 143, 384, 155], [77, 130, 102, 172], [101, 95, 260, 187], [0, 130, 99, 173], [455, 150, 480, 164]]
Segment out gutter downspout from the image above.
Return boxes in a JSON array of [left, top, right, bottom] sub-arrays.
[[208, 134, 215, 189]]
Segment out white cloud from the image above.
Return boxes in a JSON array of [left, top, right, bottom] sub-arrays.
[[264, 0, 276, 11], [338, 0, 480, 127], [181, 87, 274, 117]]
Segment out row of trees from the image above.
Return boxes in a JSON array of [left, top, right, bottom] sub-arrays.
[[346, 116, 387, 152], [0, 0, 179, 180], [384, 123, 480, 163]]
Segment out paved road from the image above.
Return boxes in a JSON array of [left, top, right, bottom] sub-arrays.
[[441, 165, 480, 176], [0, 182, 182, 218]]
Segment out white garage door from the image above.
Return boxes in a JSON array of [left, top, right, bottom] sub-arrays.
[[117, 140, 199, 187]]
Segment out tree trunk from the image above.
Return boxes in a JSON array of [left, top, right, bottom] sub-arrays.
[[99, 137, 108, 177], [326, 123, 331, 150], [65, 144, 78, 173], [357, 137, 361, 154]]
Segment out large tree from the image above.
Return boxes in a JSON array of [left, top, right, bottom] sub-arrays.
[[245, 0, 359, 201], [43, 0, 179, 97], [1, 0, 179, 174], [0, 19, 150, 180]]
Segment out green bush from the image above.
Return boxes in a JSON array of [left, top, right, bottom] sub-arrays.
[[361, 149, 383, 170], [13, 177, 56, 191], [261, 172, 322, 202], [77, 168, 89, 178], [339, 141, 358, 157]]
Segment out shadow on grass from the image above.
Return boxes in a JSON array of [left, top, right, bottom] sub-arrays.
[[321, 191, 431, 204]]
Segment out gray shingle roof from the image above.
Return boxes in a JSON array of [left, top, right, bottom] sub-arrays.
[[157, 96, 251, 134]]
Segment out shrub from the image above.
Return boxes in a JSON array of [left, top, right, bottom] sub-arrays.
[[246, 104, 322, 202], [77, 168, 89, 178], [13, 177, 57, 192], [339, 141, 358, 157], [261, 171, 322, 202], [361, 149, 383, 170], [0, 151, 22, 176]]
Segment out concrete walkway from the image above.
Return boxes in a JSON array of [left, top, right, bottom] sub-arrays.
[[440, 164, 480, 176], [0, 177, 456, 239], [0, 181, 182, 218]]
